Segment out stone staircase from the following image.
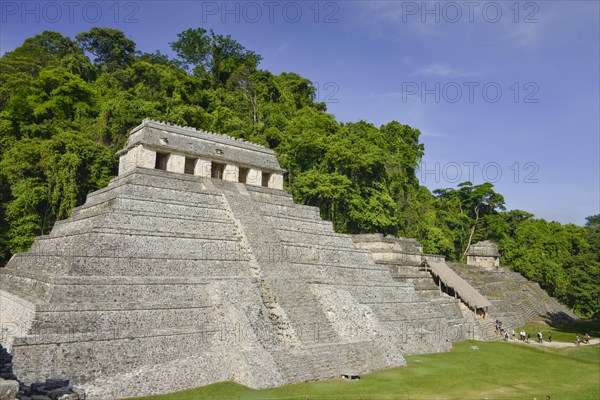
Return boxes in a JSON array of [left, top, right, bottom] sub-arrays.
[[448, 262, 576, 328], [387, 263, 442, 299], [241, 186, 461, 356], [218, 183, 342, 346], [479, 318, 500, 341]]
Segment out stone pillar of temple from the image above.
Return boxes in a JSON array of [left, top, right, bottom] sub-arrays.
[[246, 168, 263, 187], [223, 164, 239, 182], [269, 173, 284, 190], [166, 153, 185, 174]]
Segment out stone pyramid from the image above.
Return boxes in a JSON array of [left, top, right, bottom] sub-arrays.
[[0, 120, 470, 399]]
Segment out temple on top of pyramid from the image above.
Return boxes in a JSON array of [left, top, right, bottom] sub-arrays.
[[117, 118, 285, 189]]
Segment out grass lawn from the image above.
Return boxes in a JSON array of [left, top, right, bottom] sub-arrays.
[[517, 319, 600, 343], [126, 341, 600, 400]]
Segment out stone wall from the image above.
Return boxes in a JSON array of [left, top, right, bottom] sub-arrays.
[[466, 241, 500, 270], [466, 255, 499, 270]]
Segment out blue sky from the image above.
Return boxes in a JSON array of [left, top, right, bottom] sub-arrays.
[[1, 1, 598, 225]]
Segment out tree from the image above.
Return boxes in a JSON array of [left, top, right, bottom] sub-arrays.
[[169, 27, 211, 73], [0, 133, 114, 254], [561, 215, 600, 316], [500, 218, 590, 308], [379, 121, 424, 236], [170, 28, 262, 84], [433, 182, 505, 261], [28, 68, 97, 122], [76, 28, 135, 72], [0, 31, 91, 110], [229, 67, 279, 125], [17, 30, 82, 60], [293, 169, 353, 229], [276, 72, 318, 110]]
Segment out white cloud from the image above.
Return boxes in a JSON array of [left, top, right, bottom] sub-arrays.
[[411, 63, 473, 78], [350, 1, 441, 40], [348, 1, 595, 50]]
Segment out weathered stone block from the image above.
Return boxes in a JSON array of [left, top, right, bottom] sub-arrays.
[[0, 379, 18, 400], [56, 394, 79, 400], [43, 379, 69, 391], [223, 163, 239, 182], [47, 387, 72, 400]]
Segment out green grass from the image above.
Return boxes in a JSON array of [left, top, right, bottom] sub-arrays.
[[126, 341, 600, 400], [517, 319, 600, 343]]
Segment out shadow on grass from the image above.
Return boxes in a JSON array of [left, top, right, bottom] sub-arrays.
[[546, 310, 576, 326], [553, 319, 600, 336]]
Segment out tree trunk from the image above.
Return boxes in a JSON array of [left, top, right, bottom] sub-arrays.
[[462, 204, 479, 261]]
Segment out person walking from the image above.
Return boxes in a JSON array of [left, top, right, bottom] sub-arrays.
[[548, 332, 552, 343], [576, 335, 581, 346], [584, 333, 590, 344]]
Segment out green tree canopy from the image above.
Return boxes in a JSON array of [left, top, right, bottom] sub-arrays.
[[76, 28, 136, 72], [170, 28, 262, 85]]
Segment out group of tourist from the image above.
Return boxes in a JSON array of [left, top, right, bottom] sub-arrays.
[[517, 330, 531, 342], [495, 320, 515, 342], [495, 322, 554, 344], [576, 333, 591, 346], [514, 330, 551, 343], [496, 324, 594, 347]]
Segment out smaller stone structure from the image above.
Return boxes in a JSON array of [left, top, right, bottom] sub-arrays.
[[466, 241, 500, 270], [449, 262, 576, 331]]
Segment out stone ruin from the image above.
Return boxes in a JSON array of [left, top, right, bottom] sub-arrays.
[[466, 241, 500, 270], [0, 120, 575, 399]]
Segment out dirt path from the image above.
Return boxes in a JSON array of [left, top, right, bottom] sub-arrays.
[[510, 338, 599, 348]]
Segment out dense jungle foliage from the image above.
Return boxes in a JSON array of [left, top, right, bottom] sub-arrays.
[[0, 28, 598, 316]]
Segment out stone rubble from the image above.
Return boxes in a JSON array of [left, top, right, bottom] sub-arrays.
[[0, 346, 83, 400]]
